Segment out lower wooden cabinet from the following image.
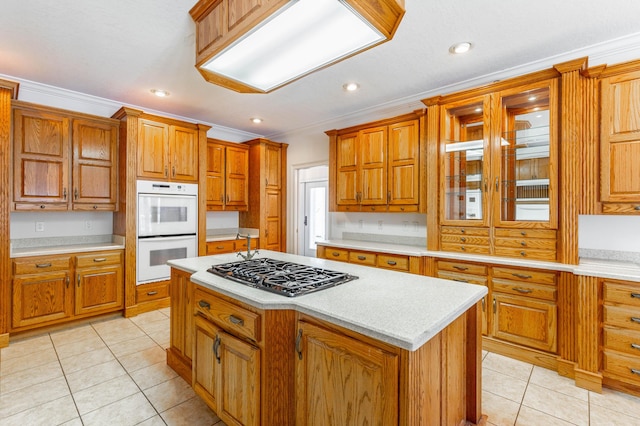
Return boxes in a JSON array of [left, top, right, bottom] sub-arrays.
[[295, 320, 398, 425], [317, 245, 422, 274], [193, 315, 260, 426], [206, 238, 260, 256], [11, 250, 124, 332]]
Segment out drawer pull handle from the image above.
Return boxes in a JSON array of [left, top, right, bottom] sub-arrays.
[[481, 297, 485, 312], [216, 246, 225, 249], [460, 229, 466, 234], [512, 273, 532, 279], [460, 246, 466, 251], [520, 241, 526, 246], [332, 252, 340, 257], [198, 300, 211, 310], [147, 291, 158, 296], [453, 265, 468, 271], [632, 368, 640, 376], [631, 343, 640, 350], [387, 260, 397, 266], [631, 317, 640, 324], [513, 287, 533, 294], [213, 335, 221, 364], [520, 251, 527, 257], [93, 258, 107, 262], [229, 315, 244, 326], [295, 329, 303, 360], [521, 231, 527, 236], [631, 293, 640, 299], [635, 205, 640, 211], [36, 263, 52, 268], [453, 279, 469, 283], [357, 255, 366, 261]]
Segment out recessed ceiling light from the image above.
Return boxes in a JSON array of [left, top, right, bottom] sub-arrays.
[[449, 42, 472, 54], [150, 89, 170, 97], [250, 117, 263, 124], [343, 82, 360, 92]]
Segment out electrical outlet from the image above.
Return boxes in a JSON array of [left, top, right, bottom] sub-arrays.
[[378, 220, 383, 230], [402, 221, 409, 229], [358, 220, 364, 229], [85, 220, 92, 230], [413, 221, 419, 232], [35, 222, 44, 232]]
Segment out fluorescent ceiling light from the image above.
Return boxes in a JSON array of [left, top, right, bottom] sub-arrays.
[[200, 0, 390, 92]]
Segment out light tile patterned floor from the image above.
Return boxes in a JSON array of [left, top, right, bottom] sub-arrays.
[[2, 308, 640, 425]]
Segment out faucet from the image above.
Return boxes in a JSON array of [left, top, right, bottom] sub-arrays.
[[236, 233, 259, 260]]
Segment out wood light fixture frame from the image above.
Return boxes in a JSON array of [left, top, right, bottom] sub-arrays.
[[189, 0, 405, 93]]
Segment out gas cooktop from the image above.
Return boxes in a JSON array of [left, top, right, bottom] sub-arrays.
[[207, 258, 358, 297]]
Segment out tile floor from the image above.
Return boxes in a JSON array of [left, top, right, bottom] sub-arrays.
[[1, 309, 640, 425]]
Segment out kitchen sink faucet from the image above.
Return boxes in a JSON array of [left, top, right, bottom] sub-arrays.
[[236, 233, 259, 260]]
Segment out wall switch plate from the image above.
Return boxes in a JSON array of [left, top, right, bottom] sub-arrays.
[[85, 220, 92, 230], [35, 222, 44, 232]]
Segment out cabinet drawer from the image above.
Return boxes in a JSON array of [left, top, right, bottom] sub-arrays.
[[376, 254, 409, 271], [437, 271, 487, 286], [493, 247, 557, 261], [349, 251, 376, 266], [13, 255, 71, 275], [601, 203, 640, 215], [494, 237, 557, 250], [206, 240, 235, 255], [324, 247, 349, 262], [194, 288, 261, 342], [234, 238, 259, 251], [441, 242, 490, 255], [136, 281, 169, 302], [441, 234, 490, 246], [441, 226, 489, 236], [604, 305, 640, 331], [494, 228, 557, 239], [437, 261, 487, 276], [76, 251, 121, 268], [603, 327, 640, 356], [603, 350, 640, 385], [492, 279, 556, 301], [492, 267, 556, 285], [604, 280, 640, 307]]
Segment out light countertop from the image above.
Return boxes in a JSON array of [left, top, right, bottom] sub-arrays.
[[205, 227, 259, 242], [10, 235, 125, 258], [168, 250, 487, 351]]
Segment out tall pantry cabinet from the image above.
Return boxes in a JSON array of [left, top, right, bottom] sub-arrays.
[[239, 139, 288, 252]]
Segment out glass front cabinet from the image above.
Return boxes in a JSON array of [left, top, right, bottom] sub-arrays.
[[439, 78, 559, 261]]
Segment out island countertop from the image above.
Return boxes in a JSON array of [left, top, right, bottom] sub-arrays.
[[168, 250, 487, 351]]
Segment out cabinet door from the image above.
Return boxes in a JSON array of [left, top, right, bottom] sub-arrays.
[[494, 80, 558, 228], [492, 293, 557, 352], [72, 118, 118, 210], [264, 190, 281, 251], [336, 132, 359, 206], [12, 271, 73, 329], [295, 321, 398, 425], [601, 70, 640, 208], [138, 119, 169, 179], [225, 146, 249, 210], [170, 125, 199, 182], [193, 317, 220, 410], [170, 268, 193, 361], [265, 143, 281, 189], [13, 108, 70, 209], [75, 265, 123, 315], [206, 142, 225, 209], [440, 96, 491, 226], [388, 119, 419, 206], [359, 126, 387, 205], [216, 329, 260, 426]]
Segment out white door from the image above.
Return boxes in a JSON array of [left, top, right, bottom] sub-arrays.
[[300, 180, 328, 257]]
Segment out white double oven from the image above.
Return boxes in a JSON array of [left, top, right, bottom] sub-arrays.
[[136, 180, 198, 285]]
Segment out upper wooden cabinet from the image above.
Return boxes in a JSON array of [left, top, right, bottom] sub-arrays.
[[600, 69, 640, 214], [433, 77, 560, 261], [206, 139, 249, 211], [12, 102, 118, 211], [239, 138, 287, 252], [137, 119, 199, 182], [327, 111, 425, 213]]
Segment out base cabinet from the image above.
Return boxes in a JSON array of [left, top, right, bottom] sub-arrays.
[[75, 251, 123, 316], [317, 245, 422, 274], [295, 320, 398, 425]]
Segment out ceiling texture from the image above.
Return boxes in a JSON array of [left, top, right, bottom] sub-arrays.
[[2, 0, 640, 140]]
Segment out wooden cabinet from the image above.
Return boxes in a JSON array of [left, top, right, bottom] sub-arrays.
[[239, 139, 287, 252], [328, 112, 424, 212], [206, 140, 249, 211], [602, 279, 640, 390], [11, 250, 124, 331], [316, 244, 422, 274], [600, 69, 640, 214], [12, 102, 118, 211], [75, 251, 123, 315], [167, 268, 194, 383], [435, 78, 559, 261], [206, 238, 260, 255], [295, 320, 398, 425], [11, 255, 73, 329], [137, 119, 198, 182]]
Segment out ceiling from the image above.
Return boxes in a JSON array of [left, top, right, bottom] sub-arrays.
[[2, 0, 640, 140]]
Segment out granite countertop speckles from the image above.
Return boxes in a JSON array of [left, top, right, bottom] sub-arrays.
[[169, 250, 487, 351]]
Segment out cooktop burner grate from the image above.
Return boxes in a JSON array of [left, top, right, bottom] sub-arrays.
[[207, 258, 358, 297]]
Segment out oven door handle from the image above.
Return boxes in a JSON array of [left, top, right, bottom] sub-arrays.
[[137, 234, 197, 241]]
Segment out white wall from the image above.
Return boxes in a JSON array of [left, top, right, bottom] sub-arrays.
[[205, 211, 239, 230], [11, 212, 113, 239], [579, 215, 640, 252]]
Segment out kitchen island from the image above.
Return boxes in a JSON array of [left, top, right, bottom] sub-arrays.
[[167, 250, 488, 425]]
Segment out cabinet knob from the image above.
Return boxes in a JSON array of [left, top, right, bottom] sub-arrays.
[[93, 205, 98, 210], [520, 241, 527, 246], [460, 237, 466, 242], [40, 204, 45, 209], [635, 206, 640, 211], [520, 251, 527, 257], [631, 293, 640, 299]]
